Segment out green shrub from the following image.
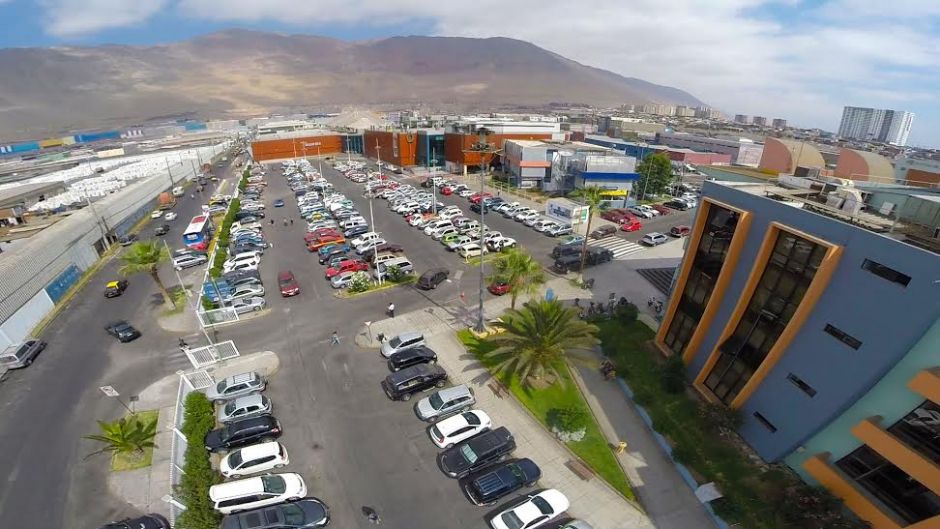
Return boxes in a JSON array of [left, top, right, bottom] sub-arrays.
[[699, 402, 743, 433], [615, 302, 639, 324], [385, 264, 405, 283], [348, 271, 371, 293], [209, 247, 227, 279], [546, 406, 590, 433], [200, 296, 216, 311], [175, 392, 220, 529], [660, 354, 686, 394]]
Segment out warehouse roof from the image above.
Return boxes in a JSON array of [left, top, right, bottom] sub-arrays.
[[0, 182, 67, 208]]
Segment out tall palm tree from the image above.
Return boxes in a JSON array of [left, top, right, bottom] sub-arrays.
[[119, 240, 174, 308], [485, 299, 599, 388], [84, 416, 157, 459], [569, 185, 607, 282], [488, 248, 545, 310]]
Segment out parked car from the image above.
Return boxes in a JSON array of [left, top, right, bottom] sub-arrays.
[[329, 271, 362, 289], [553, 520, 594, 529], [117, 234, 138, 246], [150, 210, 163, 219], [462, 458, 542, 506], [416, 384, 476, 421], [317, 244, 351, 265], [457, 243, 487, 258], [641, 232, 669, 246], [429, 410, 492, 449], [230, 297, 266, 314], [651, 204, 671, 215], [209, 473, 306, 514], [380, 331, 426, 357], [556, 234, 585, 247], [488, 280, 511, 296], [663, 199, 690, 211], [438, 426, 515, 478], [381, 363, 448, 401], [627, 205, 654, 219], [600, 209, 627, 222], [621, 218, 643, 232], [105, 320, 141, 342], [670, 225, 692, 237], [218, 394, 273, 423], [387, 345, 438, 372], [204, 415, 282, 453], [154, 224, 170, 236], [273, 199, 285, 207], [97, 514, 170, 529], [416, 268, 450, 290], [587, 247, 614, 265], [277, 270, 300, 296], [0, 338, 46, 369], [488, 489, 569, 529], [543, 224, 572, 237], [164, 211, 178, 221], [325, 259, 369, 278], [104, 279, 129, 298], [219, 498, 330, 529], [590, 225, 617, 239], [225, 284, 265, 302], [206, 372, 266, 404]]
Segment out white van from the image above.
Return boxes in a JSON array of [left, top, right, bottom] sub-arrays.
[[341, 218, 367, 230], [209, 473, 306, 514], [424, 220, 453, 236], [375, 257, 414, 279]]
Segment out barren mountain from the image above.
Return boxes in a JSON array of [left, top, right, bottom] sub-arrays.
[[0, 29, 705, 140]]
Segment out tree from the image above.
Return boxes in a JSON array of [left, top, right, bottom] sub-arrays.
[[488, 248, 544, 310], [119, 240, 175, 308], [635, 152, 674, 199], [84, 416, 157, 459], [485, 299, 599, 388], [569, 185, 607, 282]]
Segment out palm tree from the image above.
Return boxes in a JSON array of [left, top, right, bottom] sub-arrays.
[[485, 299, 599, 388], [119, 240, 174, 308], [569, 185, 607, 282], [84, 416, 157, 460], [488, 248, 545, 310]]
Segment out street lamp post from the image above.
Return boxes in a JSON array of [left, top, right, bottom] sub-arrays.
[[373, 142, 382, 284], [462, 128, 501, 332]]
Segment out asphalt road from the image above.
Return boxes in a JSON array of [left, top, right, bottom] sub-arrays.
[[0, 156, 237, 529]]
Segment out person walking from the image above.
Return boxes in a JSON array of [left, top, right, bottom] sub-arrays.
[[330, 330, 340, 346], [290, 218, 294, 226], [387, 302, 395, 318], [361, 506, 381, 524]]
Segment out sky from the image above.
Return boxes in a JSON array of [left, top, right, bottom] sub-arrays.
[[1, 0, 939, 147]]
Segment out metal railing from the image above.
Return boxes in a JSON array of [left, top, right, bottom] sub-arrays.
[[167, 374, 195, 525], [180, 340, 240, 369]]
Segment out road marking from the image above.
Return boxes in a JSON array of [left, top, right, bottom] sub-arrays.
[[588, 238, 645, 259], [342, 362, 350, 376], [320, 359, 328, 372], [453, 270, 464, 281]]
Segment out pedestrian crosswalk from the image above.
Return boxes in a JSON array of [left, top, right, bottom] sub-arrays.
[[588, 237, 645, 259]]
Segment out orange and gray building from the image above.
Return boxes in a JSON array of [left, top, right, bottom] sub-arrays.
[[656, 179, 940, 528], [249, 131, 363, 162]]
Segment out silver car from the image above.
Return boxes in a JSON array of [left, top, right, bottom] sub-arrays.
[[205, 372, 266, 404], [231, 296, 265, 314], [217, 394, 273, 423], [416, 384, 476, 422], [0, 339, 46, 369]]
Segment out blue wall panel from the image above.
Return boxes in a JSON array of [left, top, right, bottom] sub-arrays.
[[184, 122, 208, 131], [45, 264, 81, 303], [76, 131, 121, 143]]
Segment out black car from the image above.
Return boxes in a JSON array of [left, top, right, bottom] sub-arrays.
[[586, 247, 614, 265], [344, 225, 369, 238], [117, 234, 138, 246], [664, 199, 690, 211], [388, 345, 438, 372], [99, 513, 170, 529], [220, 498, 330, 529], [105, 320, 141, 342], [204, 415, 282, 453], [416, 268, 450, 290], [231, 242, 267, 255], [317, 245, 349, 265], [439, 426, 516, 478], [469, 203, 489, 214], [223, 269, 262, 283], [551, 244, 583, 259], [381, 364, 447, 401], [154, 224, 170, 236], [462, 458, 542, 506]]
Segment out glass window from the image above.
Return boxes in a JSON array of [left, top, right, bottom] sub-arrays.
[[704, 231, 824, 404], [861, 259, 911, 287], [662, 205, 739, 357], [837, 445, 940, 524], [888, 401, 940, 465], [261, 475, 286, 494]]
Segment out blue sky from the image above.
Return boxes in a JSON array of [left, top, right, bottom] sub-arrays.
[[1, 0, 938, 147]]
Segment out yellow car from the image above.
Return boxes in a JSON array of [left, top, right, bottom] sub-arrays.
[[104, 280, 128, 298]]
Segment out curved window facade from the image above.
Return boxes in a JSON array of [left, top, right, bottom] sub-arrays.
[[662, 205, 739, 357]]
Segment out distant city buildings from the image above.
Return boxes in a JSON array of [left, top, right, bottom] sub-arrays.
[[734, 114, 750, 125], [752, 116, 768, 127], [838, 106, 914, 147], [771, 118, 787, 129]]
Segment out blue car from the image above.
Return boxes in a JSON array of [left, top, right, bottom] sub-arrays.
[[318, 243, 350, 258], [273, 199, 285, 208]]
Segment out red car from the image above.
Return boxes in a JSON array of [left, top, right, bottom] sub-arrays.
[[304, 229, 341, 244], [468, 192, 492, 204], [488, 280, 511, 296], [307, 235, 346, 252], [326, 259, 369, 278], [441, 187, 453, 196], [600, 209, 627, 222], [277, 270, 300, 297], [651, 204, 671, 215], [670, 225, 692, 237], [621, 218, 643, 232]]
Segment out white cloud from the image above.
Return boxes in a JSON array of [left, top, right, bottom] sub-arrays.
[[41, 0, 169, 37]]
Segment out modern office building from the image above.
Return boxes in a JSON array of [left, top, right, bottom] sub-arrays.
[[772, 118, 788, 129], [656, 132, 764, 167], [655, 179, 940, 529], [838, 107, 915, 147], [752, 116, 768, 127], [502, 139, 637, 199], [584, 136, 733, 166], [249, 131, 362, 162], [734, 114, 750, 125], [415, 129, 445, 170]]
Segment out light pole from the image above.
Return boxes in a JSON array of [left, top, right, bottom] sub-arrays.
[[373, 142, 382, 284], [463, 128, 501, 332], [317, 145, 323, 179], [164, 239, 214, 346]]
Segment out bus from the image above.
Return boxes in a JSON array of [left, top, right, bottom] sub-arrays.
[[182, 215, 212, 250]]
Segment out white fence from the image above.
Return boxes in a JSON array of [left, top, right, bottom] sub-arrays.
[[181, 340, 240, 369], [168, 374, 195, 525]]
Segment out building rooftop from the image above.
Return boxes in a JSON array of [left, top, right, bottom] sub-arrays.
[[252, 129, 353, 141], [0, 181, 67, 208]]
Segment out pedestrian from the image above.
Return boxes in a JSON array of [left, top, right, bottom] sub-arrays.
[[361, 506, 381, 524], [283, 218, 288, 226], [270, 218, 275, 226], [387, 302, 395, 318], [614, 441, 628, 454], [290, 218, 294, 225], [178, 337, 188, 350], [330, 330, 340, 346]]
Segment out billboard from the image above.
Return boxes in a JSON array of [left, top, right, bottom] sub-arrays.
[[545, 198, 590, 225]]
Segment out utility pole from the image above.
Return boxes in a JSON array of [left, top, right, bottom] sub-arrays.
[[462, 128, 501, 332], [430, 147, 438, 215], [165, 239, 214, 346], [373, 141, 382, 284], [165, 156, 176, 186], [317, 145, 323, 179]]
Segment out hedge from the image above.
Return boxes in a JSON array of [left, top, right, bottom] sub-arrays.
[[175, 392, 220, 529], [208, 197, 240, 279]]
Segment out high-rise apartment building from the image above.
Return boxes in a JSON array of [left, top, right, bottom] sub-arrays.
[[772, 118, 788, 129], [838, 106, 914, 146], [734, 114, 750, 125], [752, 116, 768, 127]]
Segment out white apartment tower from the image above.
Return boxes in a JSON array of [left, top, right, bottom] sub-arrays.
[[837, 106, 914, 146]]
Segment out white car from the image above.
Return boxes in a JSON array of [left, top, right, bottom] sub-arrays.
[[428, 410, 492, 449], [209, 473, 306, 515], [230, 296, 265, 314], [150, 210, 163, 219], [231, 221, 262, 233], [627, 205, 654, 219], [164, 211, 178, 221], [486, 236, 517, 251], [641, 232, 669, 246], [457, 243, 488, 258], [518, 211, 540, 223], [445, 235, 473, 251], [224, 284, 265, 302], [489, 489, 570, 529], [409, 215, 430, 227], [457, 189, 475, 198], [330, 271, 360, 289], [483, 231, 504, 244], [223, 256, 260, 273], [355, 239, 387, 255], [351, 232, 381, 248], [431, 227, 458, 241]]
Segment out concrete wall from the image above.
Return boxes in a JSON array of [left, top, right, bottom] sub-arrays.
[[688, 182, 940, 462]]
